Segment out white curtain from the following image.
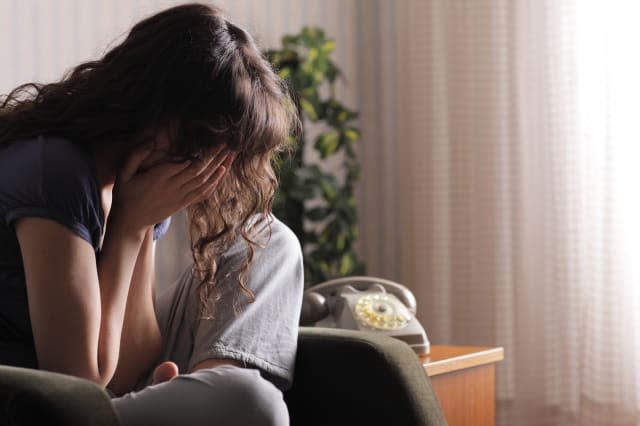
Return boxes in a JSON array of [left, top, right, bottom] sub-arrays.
[[356, 0, 640, 424]]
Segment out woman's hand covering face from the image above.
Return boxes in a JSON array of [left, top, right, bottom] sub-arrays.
[[111, 144, 234, 234]]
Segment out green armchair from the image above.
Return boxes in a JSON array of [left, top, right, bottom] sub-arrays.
[[0, 328, 446, 426]]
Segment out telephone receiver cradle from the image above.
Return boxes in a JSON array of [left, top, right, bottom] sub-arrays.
[[301, 276, 430, 355]]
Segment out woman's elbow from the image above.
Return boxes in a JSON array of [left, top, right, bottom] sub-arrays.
[[37, 357, 111, 387]]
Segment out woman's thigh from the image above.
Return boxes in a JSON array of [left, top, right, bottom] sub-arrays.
[[112, 365, 289, 426]]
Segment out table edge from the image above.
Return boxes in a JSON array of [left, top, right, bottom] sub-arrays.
[[422, 346, 505, 376]]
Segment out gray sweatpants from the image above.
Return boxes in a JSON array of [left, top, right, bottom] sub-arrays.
[[112, 216, 303, 426], [112, 365, 289, 426]]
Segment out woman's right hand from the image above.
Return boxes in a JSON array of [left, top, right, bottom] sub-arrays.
[[110, 144, 233, 234]]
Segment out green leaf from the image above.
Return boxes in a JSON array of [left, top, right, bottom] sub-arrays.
[[301, 87, 316, 99], [318, 221, 335, 244], [338, 110, 350, 123], [319, 260, 331, 274], [312, 70, 324, 84], [321, 179, 338, 201], [321, 40, 336, 53], [347, 196, 356, 208], [301, 61, 313, 76], [308, 47, 319, 61], [351, 224, 359, 239], [300, 98, 318, 120], [278, 67, 291, 80], [269, 51, 281, 64], [315, 130, 340, 158], [302, 27, 324, 44], [339, 253, 354, 275], [344, 127, 360, 141], [336, 232, 346, 251], [282, 34, 300, 47], [282, 48, 299, 61]]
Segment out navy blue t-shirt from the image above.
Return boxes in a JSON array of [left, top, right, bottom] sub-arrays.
[[0, 136, 168, 368]]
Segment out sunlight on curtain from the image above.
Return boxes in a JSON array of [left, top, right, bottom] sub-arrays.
[[574, 1, 640, 423]]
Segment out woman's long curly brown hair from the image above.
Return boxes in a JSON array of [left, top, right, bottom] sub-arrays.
[[0, 3, 299, 316]]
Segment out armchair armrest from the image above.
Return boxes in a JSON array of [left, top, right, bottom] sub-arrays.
[[0, 365, 120, 426]]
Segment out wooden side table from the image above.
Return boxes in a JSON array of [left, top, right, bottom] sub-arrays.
[[420, 346, 504, 426]]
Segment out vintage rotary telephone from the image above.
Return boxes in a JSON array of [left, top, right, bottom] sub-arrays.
[[300, 276, 430, 355]]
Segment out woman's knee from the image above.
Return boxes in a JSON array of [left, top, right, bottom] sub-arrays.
[[190, 366, 289, 426]]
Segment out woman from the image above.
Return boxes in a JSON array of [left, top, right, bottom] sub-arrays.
[[0, 3, 302, 425]]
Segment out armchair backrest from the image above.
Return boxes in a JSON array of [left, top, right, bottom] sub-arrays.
[[284, 327, 447, 426]]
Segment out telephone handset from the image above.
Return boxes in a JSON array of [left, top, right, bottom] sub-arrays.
[[301, 276, 430, 355]]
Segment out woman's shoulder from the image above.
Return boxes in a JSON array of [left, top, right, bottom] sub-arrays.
[[0, 135, 100, 209], [1, 135, 79, 157], [0, 136, 103, 248], [241, 214, 302, 260], [216, 215, 302, 278], [257, 214, 300, 248], [0, 136, 95, 182]]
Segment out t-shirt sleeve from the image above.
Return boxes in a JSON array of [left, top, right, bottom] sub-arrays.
[[1, 137, 103, 250], [188, 217, 304, 391], [153, 217, 172, 241]]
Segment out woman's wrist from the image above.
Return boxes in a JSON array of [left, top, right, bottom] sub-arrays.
[[105, 207, 149, 242]]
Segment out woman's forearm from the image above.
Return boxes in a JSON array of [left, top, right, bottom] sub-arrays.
[[95, 215, 147, 386], [108, 227, 162, 396]]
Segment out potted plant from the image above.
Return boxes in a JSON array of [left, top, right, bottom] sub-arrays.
[[266, 27, 365, 286]]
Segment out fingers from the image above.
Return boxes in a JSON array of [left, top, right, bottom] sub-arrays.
[[184, 165, 228, 204], [182, 150, 236, 204], [159, 159, 193, 176], [138, 154, 192, 182], [172, 145, 227, 180], [222, 151, 237, 170], [180, 147, 233, 194], [145, 145, 229, 185]]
